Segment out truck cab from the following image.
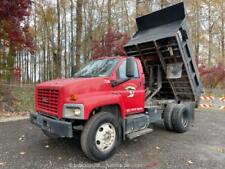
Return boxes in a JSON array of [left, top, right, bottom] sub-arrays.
[[30, 2, 201, 161], [34, 56, 145, 120]]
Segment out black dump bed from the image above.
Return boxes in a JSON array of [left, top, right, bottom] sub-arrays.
[[124, 2, 201, 104]]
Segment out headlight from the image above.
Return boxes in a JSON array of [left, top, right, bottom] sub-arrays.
[[74, 108, 81, 116], [63, 104, 84, 119]]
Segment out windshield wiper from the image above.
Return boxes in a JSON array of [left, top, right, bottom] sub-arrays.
[[74, 75, 93, 78]]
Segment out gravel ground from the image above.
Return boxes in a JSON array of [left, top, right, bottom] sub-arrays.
[[0, 109, 225, 169]]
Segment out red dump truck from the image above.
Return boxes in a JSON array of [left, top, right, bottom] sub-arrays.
[[30, 3, 202, 161]]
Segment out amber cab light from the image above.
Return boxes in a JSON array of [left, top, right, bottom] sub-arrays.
[[70, 94, 77, 101]]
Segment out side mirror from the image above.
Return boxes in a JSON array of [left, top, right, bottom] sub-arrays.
[[71, 65, 79, 77], [126, 57, 135, 78]]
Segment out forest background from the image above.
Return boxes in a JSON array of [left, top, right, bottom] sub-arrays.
[[0, 0, 224, 112]]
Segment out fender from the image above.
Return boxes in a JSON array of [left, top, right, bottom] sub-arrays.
[[79, 93, 126, 120]]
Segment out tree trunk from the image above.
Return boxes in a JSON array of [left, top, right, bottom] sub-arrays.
[[123, 0, 130, 33], [33, 1, 37, 83], [136, 0, 141, 17], [221, 1, 225, 65], [75, 0, 83, 69], [47, 29, 50, 80], [195, 0, 200, 64], [6, 44, 15, 83], [70, 0, 74, 72], [160, 0, 168, 9], [136, 0, 151, 17], [107, 0, 112, 29], [64, 7, 67, 77], [54, 0, 61, 78], [26, 50, 29, 83], [208, 1, 212, 67], [41, 29, 46, 81], [83, 1, 88, 64], [83, 0, 94, 63]]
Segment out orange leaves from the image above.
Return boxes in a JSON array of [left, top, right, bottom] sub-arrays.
[[199, 63, 225, 88], [92, 28, 129, 59], [0, 0, 35, 53]]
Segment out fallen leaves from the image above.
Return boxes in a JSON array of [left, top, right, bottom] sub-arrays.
[[155, 146, 160, 150], [0, 111, 29, 118], [20, 152, 26, 155], [209, 146, 225, 154], [186, 160, 193, 165], [19, 135, 25, 141], [217, 147, 224, 153], [0, 162, 6, 166]]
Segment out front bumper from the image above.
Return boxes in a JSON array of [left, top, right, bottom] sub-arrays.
[[30, 112, 73, 138]]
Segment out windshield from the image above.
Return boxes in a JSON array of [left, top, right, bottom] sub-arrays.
[[74, 58, 119, 78]]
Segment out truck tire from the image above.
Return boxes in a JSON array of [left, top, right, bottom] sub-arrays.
[[163, 103, 176, 131], [81, 112, 121, 161], [42, 130, 59, 139], [171, 104, 192, 133]]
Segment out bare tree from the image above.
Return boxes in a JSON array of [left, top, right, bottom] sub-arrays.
[[75, 0, 83, 69], [9, 0, 225, 85], [62, 0, 68, 77], [206, 0, 215, 67], [160, 0, 169, 8], [70, 0, 74, 73], [220, 0, 225, 64], [107, 0, 112, 29], [54, 0, 61, 78]]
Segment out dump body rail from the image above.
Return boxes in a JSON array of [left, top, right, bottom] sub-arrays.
[[124, 3, 201, 104]]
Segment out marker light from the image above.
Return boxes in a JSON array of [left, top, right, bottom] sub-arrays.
[[70, 94, 77, 101]]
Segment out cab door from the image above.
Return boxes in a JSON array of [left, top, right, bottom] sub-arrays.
[[114, 59, 145, 115]]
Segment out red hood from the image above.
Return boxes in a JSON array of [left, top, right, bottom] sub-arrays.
[[36, 77, 112, 95], [35, 77, 113, 117]]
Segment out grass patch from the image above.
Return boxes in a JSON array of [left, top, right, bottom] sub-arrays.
[[0, 84, 34, 112]]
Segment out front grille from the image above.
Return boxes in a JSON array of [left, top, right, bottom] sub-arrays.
[[37, 88, 59, 115]]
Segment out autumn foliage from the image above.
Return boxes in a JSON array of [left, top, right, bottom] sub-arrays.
[[0, 0, 34, 52], [198, 62, 225, 88], [92, 29, 129, 59]]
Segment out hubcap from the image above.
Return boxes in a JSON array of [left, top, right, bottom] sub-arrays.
[[95, 123, 116, 152]]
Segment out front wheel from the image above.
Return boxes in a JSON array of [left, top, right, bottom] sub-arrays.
[[81, 112, 121, 161]]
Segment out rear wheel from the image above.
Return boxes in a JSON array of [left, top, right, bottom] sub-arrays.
[[171, 104, 192, 133], [81, 112, 121, 161], [163, 103, 176, 131]]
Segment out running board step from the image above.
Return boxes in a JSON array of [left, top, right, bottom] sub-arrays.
[[126, 128, 153, 140]]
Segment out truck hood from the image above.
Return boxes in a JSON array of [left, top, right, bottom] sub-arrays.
[[36, 77, 112, 95]]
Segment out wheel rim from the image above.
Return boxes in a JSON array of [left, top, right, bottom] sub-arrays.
[[95, 123, 116, 152], [182, 111, 189, 128]]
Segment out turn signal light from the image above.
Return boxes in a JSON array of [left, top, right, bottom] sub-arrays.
[[70, 94, 77, 101]]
